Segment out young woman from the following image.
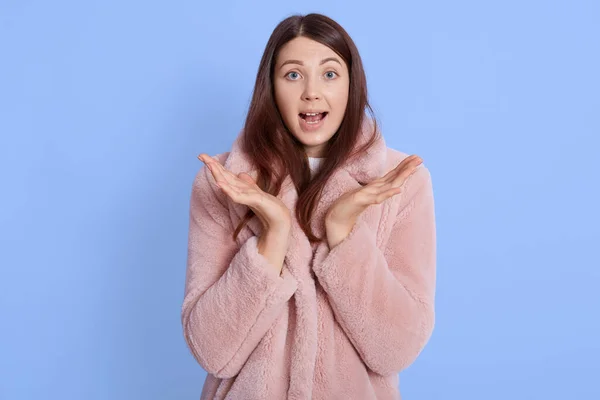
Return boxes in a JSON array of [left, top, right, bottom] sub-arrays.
[[181, 13, 436, 400]]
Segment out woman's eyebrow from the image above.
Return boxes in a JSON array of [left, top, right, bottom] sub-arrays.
[[279, 57, 342, 69]]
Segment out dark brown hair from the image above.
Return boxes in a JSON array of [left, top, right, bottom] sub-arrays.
[[234, 13, 380, 243]]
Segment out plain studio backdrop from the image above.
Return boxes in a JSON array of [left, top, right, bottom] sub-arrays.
[[0, 1, 598, 399]]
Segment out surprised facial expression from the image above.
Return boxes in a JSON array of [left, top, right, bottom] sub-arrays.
[[273, 36, 350, 158]]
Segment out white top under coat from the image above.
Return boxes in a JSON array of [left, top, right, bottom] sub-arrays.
[[308, 157, 324, 177]]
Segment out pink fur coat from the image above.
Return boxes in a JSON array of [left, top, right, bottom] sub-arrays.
[[181, 122, 437, 399]]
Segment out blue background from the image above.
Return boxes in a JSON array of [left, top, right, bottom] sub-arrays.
[[1, 0, 598, 399]]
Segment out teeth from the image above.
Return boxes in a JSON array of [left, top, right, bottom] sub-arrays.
[[304, 112, 322, 116]]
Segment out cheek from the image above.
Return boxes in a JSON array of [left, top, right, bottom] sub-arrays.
[[338, 92, 349, 109], [327, 82, 349, 106], [274, 86, 296, 117], [329, 90, 349, 116]]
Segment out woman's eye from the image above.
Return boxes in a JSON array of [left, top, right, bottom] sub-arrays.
[[285, 71, 337, 80]]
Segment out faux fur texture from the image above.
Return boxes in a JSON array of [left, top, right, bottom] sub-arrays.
[[181, 120, 437, 399]]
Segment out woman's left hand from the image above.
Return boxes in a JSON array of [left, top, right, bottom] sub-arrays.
[[324, 154, 424, 249]]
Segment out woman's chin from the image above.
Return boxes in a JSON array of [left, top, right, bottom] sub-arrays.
[[292, 134, 330, 156]]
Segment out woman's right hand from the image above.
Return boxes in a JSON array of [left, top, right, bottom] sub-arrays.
[[198, 154, 292, 232]]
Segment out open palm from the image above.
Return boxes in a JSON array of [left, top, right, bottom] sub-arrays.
[[198, 154, 291, 228], [325, 154, 424, 225]]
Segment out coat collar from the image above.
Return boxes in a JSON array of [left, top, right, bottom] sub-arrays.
[[223, 118, 389, 275], [224, 118, 388, 191]]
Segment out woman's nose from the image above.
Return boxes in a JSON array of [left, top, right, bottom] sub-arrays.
[[302, 78, 321, 101]]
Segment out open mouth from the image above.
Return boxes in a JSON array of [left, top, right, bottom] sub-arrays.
[[299, 112, 328, 124]]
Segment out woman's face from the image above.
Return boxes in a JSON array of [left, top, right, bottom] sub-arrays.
[[274, 36, 350, 158]]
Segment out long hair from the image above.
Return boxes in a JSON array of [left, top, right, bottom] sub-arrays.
[[234, 13, 380, 243]]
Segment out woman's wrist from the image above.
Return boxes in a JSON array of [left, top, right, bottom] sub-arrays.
[[257, 224, 291, 276]]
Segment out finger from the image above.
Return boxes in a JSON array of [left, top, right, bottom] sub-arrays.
[[209, 162, 234, 187], [199, 155, 258, 186], [202, 160, 226, 187], [224, 173, 257, 193], [221, 182, 265, 209], [387, 155, 423, 186], [372, 154, 421, 185], [198, 153, 223, 168], [219, 170, 257, 193], [198, 154, 222, 181], [393, 155, 422, 176], [202, 157, 245, 189], [211, 170, 264, 206], [209, 161, 255, 190], [369, 185, 403, 205], [238, 172, 257, 186], [197, 155, 222, 187], [198, 156, 251, 197], [361, 157, 420, 202]]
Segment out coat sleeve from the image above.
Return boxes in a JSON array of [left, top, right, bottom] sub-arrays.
[[181, 160, 298, 379], [311, 164, 436, 376]]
